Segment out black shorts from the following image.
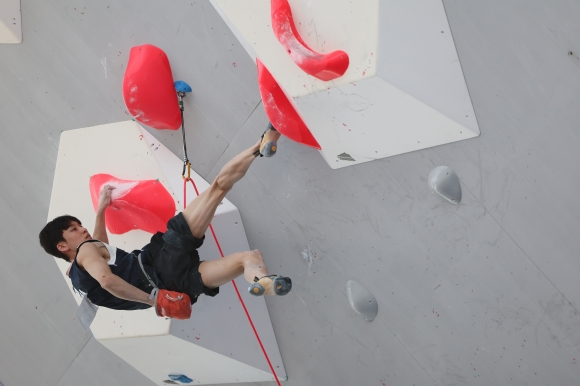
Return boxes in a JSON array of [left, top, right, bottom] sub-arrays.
[[145, 213, 219, 304]]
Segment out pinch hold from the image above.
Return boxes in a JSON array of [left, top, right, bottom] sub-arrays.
[[89, 174, 176, 234]]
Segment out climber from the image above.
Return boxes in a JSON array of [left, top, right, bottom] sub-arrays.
[[39, 128, 288, 319]]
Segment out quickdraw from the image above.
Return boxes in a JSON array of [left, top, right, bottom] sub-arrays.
[[174, 81, 193, 181]]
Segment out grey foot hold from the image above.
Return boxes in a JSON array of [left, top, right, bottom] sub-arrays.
[[347, 280, 378, 322], [428, 166, 462, 205]]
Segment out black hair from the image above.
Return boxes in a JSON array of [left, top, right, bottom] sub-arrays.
[[39, 215, 81, 262]]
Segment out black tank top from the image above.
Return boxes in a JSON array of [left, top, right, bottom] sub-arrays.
[[68, 240, 160, 310]]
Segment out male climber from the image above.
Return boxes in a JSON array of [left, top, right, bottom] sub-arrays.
[[39, 127, 288, 319]]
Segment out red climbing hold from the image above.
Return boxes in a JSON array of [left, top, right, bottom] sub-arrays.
[[123, 44, 181, 130], [257, 59, 321, 150], [89, 174, 176, 235], [271, 0, 349, 81]]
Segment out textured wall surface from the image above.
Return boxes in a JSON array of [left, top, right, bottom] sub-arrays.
[[1, 0, 579, 385]]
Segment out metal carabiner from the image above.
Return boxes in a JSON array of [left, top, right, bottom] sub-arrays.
[[182, 161, 191, 181]]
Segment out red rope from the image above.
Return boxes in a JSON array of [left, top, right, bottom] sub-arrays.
[[184, 178, 282, 386]]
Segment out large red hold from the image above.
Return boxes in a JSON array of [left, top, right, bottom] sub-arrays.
[[271, 0, 349, 81], [257, 59, 321, 150], [89, 174, 176, 235], [123, 44, 181, 130]]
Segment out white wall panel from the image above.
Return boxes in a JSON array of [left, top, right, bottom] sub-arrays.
[[47, 121, 285, 384], [211, 0, 479, 169], [0, 0, 22, 43]]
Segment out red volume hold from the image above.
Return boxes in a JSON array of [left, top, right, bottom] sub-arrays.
[[257, 59, 321, 150], [89, 174, 176, 235], [123, 44, 181, 130], [271, 0, 349, 81]]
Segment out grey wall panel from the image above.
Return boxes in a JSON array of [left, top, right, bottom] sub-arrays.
[[105, 0, 261, 143], [207, 99, 580, 385], [0, 219, 91, 386], [206, 109, 436, 386], [142, 104, 229, 179], [438, 0, 580, 308]]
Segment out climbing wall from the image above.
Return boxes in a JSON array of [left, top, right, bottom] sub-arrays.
[[210, 0, 479, 168], [3, 1, 580, 385], [47, 121, 286, 385]]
